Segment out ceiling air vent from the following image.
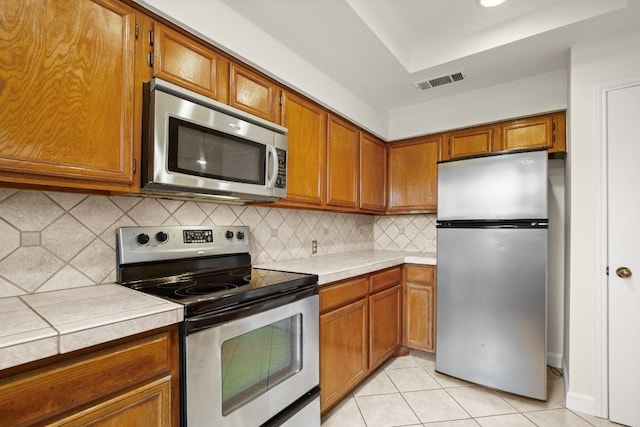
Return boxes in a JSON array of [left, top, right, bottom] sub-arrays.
[[415, 72, 465, 91]]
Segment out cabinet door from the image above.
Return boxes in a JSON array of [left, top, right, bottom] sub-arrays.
[[369, 285, 402, 369], [550, 112, 566, 153], [404, 265, 436, 352], [327, 115, 359, 210], [229, 63, 281, 123], [320, 298, 368, 412], [387, 137, 440, 213], [49, 377, 171, 427], [360, 134, 386, 212], [0, 0, 139, 192], [279, 91, 327, 206], [152, 22, 229, 103], [502, 115, 554, 151], [443, 126, 499, 160]]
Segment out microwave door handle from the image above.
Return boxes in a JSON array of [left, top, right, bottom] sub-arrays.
[[266, 145, 278, 189]]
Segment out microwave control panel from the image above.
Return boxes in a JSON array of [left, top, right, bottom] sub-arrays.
[[276, 148, 287, 189]]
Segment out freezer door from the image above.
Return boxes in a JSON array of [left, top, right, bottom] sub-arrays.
[[435, 227, 547, 400], [438, 150, 548, 221]]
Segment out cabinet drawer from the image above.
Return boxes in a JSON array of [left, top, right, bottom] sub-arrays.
[[48, 377, 172, 427], [405, 265, 435, 283], [370, 267, 402, 293], [320, 277, 368, 313], [0, 331, 172, 426]]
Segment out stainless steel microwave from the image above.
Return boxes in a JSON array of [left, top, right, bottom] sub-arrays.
[[141, 79, 287, 203]]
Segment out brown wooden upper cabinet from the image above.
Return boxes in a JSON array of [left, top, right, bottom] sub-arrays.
[[152, 22, 229, 103], [0, 0, 143, 193], [441, 125, 500, 161], [359, 134, 387, 212], [279, 90, 327, 206], [499, 112, 566, 153], [326, 115, 359, 210], [229, 63, 281, 123], [387, 136, 440, 213]]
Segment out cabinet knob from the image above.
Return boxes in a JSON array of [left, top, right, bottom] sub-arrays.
[[616, 267, 632, 278]]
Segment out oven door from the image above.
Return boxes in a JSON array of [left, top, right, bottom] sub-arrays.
[[185, 294, 319, 427]]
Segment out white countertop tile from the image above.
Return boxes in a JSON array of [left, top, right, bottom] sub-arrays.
[[0, 297, 58, 370], [0, 297, 55, 346], [0, 285, 183, 370], [58, 308, 182, 353], [20, 284, 124, 307], [255, 250, 436, 284], [0, 250, 434, 371], [22, 285, 180, 330]]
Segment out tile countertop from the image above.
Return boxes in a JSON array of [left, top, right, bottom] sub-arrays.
[[0, 250, 433, 372], [254, 250, 437, 285], [0, 284, 183, 371]]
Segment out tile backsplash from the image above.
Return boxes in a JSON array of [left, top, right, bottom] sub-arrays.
[[0, 189, 436, 296], [373, 214, 437, 252]]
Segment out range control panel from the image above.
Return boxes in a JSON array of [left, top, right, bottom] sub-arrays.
[[275, 148, 287, 189], [117, 225, 251, 265], [183, 229, 214, 244]]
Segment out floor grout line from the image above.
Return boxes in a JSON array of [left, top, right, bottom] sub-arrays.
[[321, 354, 620, 427]]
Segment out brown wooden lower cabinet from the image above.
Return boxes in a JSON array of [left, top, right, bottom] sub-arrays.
[[0, 325, 179, 426], [48, 377, 172, 427], [404, 264, 437, 352], [320, 296, 369, 411], [319, 267, 402, 413], [369, 272, 402, 370]]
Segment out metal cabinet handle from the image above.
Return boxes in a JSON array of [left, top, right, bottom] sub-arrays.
[[616, 267, 632, 278]]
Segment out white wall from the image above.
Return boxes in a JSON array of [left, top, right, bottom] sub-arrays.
[[136, 0, 389, 138], [548, 159, 565, 368], [388, 70, 568, 140], [566, 29, 640, 415]]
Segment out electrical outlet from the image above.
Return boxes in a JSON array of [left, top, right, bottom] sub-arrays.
[[311, 240, 317, 254]]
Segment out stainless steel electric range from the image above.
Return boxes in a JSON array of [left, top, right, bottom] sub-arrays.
[[116, 225, 320, 427]]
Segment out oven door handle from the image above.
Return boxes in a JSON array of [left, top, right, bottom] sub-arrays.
[[184, 286, 317, 334]]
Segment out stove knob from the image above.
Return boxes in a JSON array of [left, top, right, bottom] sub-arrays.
[[225, 230, 234, 240], [156, 231, 168, 243], [136, 233, 150, 245], [237, 231, 245, 240]]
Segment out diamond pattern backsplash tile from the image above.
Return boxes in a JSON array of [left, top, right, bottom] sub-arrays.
[[0, 190, 437, 296], [0, 190, 378, 296], [373, 214, 438, 252]]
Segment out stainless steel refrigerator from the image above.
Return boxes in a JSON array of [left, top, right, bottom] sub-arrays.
[[435, 150, 548, 400]]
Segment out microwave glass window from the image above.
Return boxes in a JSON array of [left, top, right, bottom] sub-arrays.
[[168, 118, 266, 185], [220, 314, 303, 415]]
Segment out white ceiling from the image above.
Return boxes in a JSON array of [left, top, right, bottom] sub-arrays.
[[217, 0, 640, 111]]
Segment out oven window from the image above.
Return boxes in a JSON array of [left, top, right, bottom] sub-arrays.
[[221, 314, 302, 415], [168, 117, 266, 185]]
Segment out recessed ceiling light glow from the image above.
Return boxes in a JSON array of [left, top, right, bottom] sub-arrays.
[[478, 0, 507, 7]]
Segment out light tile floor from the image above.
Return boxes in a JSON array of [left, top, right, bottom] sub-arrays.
[[321, 352, 623, 427]]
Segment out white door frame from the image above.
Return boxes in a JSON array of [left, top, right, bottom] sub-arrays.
[[593, 75, 640, 419]]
